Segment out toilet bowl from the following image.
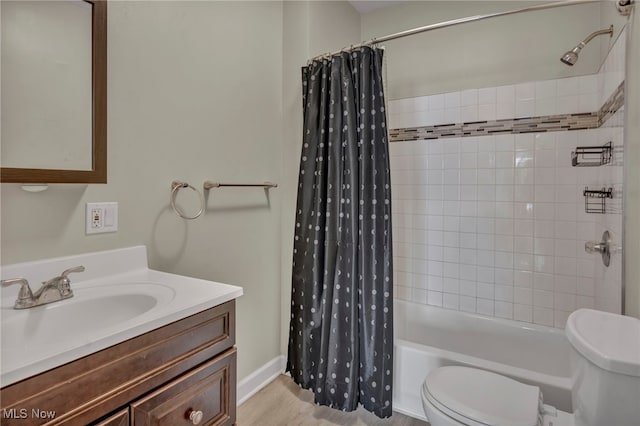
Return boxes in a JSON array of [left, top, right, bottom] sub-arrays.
[[420, 309, 640, 426], [421, 366, 574, 426]]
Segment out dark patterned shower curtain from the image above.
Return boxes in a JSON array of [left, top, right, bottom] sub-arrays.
[[287, 46, 393, 418]]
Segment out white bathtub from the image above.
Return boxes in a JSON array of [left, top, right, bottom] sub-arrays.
[[393, 300, 573, 421]]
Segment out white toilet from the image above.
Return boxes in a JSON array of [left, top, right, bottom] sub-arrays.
[[421, 309, 640, 426]]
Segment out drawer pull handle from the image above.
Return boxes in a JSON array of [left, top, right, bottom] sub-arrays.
[[188, 409, 204, 425]]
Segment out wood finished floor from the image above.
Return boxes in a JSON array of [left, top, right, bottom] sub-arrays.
[[237, 375, 428, 426]]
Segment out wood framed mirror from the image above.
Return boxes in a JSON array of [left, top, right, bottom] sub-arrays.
[[1, 0, 106, 184]]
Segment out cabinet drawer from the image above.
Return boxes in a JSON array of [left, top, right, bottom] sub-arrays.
[[131, 348, 236, 426], [93, 409, 129, 426]]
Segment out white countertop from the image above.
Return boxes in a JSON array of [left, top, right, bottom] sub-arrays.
[[0, 246, 243, 387]]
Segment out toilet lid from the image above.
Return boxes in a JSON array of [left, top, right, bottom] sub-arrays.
[[424, 366, 541, 426]]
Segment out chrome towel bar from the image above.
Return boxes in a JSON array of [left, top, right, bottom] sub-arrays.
[[203, 181, 277, 190]]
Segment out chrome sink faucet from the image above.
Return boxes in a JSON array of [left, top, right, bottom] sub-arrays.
[[1, 266, 85, 309]]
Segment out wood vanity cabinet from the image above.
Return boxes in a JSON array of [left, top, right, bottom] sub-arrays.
[[93, 409, 129, 426], [0, 300, 237, 426]]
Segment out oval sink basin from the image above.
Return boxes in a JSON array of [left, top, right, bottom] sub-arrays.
[[1, 282, 175, 353]]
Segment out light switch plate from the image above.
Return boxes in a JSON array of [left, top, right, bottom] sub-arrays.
[[86, 202, 118, 234]]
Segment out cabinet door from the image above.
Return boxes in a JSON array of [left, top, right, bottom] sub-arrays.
[[131, 348, 236, 426], [93, 409, 129, 426]]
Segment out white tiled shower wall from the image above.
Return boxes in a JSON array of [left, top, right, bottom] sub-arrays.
[[389, 74, 599, 129], [389, 31, 625, 328]]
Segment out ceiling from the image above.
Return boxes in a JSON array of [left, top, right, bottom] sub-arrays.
[[348, 1, 405, 14]]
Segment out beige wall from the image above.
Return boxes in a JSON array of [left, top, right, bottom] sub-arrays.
[[1, 0, 363, 379], [1, 1, 284, 380], [599, 1, 628, 61], [361, 1, 603, 100], [624, 5, 639, 317], [279, 1, 361, 355]]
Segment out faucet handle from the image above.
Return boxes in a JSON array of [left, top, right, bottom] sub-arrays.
[[585, 241, 606, 254], [2, 278, 27, 286], [61, 265, 85, 278], [54, 266, 84, 297], [1, 278, 35, 308], [584, 230, 612, 267]]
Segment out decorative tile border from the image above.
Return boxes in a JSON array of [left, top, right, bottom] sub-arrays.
[[389, 82, 624, 142], [389, 113, 598, 141], [598, 81, 625, 126]]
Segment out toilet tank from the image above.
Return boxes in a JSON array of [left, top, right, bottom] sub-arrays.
[[565, 309, 640, 426]]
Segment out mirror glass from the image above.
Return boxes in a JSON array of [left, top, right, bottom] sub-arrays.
[[0, 0, 105, 183], [1, 0, 93, 171]]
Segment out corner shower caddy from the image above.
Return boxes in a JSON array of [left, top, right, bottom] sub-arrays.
[[571, 141, 615, 214], [583, 187, 613, 214], [571, 141, 613, 167]]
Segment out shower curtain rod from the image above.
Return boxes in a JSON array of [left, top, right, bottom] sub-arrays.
[[309, 0, 599, 61]]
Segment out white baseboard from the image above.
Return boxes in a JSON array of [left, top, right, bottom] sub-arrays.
[[392, 404, 427, 422], [237, 355, 286, 406]]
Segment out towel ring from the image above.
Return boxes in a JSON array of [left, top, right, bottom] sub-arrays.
[[170, 181, 204, 220]]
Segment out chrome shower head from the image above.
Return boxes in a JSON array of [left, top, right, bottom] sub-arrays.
[[560, 25, 613, 66], [560, 44, 584, 66]]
